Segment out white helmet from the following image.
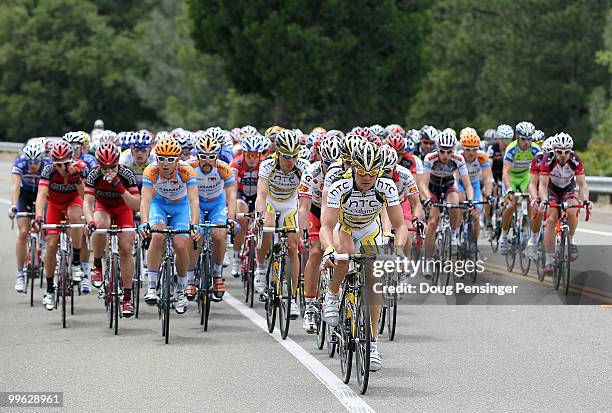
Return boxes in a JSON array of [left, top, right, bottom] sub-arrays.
[[515, 121, 535, 138], [379, 145, 398, 171], [23, 143, 45, 160], [496, 124, 514, 140], [542, 136, 556, 152], [94, 119, 104, 130], [553, 132, 573, 150], [319, 136, 341, 162], [436, 130, 457, 149]]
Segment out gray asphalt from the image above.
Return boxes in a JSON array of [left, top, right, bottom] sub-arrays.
[[1, 161, 611, 412]]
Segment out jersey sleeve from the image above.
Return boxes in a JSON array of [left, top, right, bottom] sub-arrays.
[[504, 142, 517, 162], [326, 179, 348, 208], [453, 154, 469, 177], [217, 161, 236, 186], [538, 154, 552, 176], [119, 166, 139, 194], [573, 155, 585, 175], [414, 156, 424, 175], [84, 168, 98, 196], [423, 153, 435, 173], [299, 169, 313, 199], [529, 157, 539, 174], [258, 159, 274, 181], [179, 164, 197, 186], [39, 164, 53, 187], [12, 157, 24, 176], [142, 165, 157, 187], [477, 151, 490, 168]]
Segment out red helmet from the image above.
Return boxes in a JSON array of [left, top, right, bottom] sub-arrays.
[[95, 142, 120, 166], [352, 127, 374, 142], [386, 131, 405, 152], [51, 140, 73, 161]]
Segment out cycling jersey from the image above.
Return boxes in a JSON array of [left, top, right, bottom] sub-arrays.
[[539, 152, 584, 190], [486, 142, 504, 180], [258, 157, 310, 202], [423, 152, 468, 187], [142, 161, 197, 202], [119, 149, 156, 189], [529, 153, 546, 175], [219, 146, 234, 164], [299, 161, 326, 208], [80, 152, 98, 170], [39, 160, 88, 204], [12, 155, 51, 192], [323, 161, 345, 192], [327, 170, 400, 231], [398, 153, 423, 176], [504, 140, 541, 175], [230, 154, 263, 198], [459, 150, 490, 183], [390, 165, 419, 200], [188, 159, 235, 201], [85, 165, 139, 209]]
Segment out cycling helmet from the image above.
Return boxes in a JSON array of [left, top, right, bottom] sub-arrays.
[[241, 125, 258, 137], [117, 132, 133, 150], [352, 127, 374, 142], [195, 135, 221, 154], [444, 127, 457, 138], [170, 128, 184, 138], [515, 121, 535, 138], [95, 142, 120, 166], [265, 125, 284, 139], [51, 140, 73, 160], [352, 141, 381, 172], [175, 130, 193, 151], [262, 136, 272, 151], [386, 131, 405, 153], [23, 143, 45, 161], [406, 129, 420, 144], [94, 119, 104, 130], [275, 129, 300, 155], [379, 145, 398, 171], [385, 124, 405, 137], [542, 136, 556, 152], [155, 131, 170, 143], [436, 130, 457, 149], [369, 124, 385, 138], [132, 130, 153, 149], [459, 127, 477, 139], [312, 127, 326, 135], [553, 132, 573, 150], [326, 130, 345, 141], [484, 129, 496, 140], [319, 136, 342, 162], [533, 129, 545, 144], [155, 137, 181, 156], [496, 124, 514, 140], [241, 134, 265, 153], [420, 125, 438, 142], [341, 133, 365, 160], [230, 128, 242, 144], [100, 130, 117, 144], [63, 131, 84, 145], [460, 129, 480, 148], [299, 146, 311, 159]]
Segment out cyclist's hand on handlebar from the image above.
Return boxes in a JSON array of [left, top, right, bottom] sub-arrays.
[[505, 190, 514, 200], [32, 217, 43, 232], [539, 200, 549, 210], [190, 224, 203, 242], [87, 221, 97, 236], [138, 222, 151, 238], [422, 198, 433, 209], [321, 246, 336, 269], [531, 198, 541, 210], [8, 205, 17, 219], [583, 199, 592, 211]]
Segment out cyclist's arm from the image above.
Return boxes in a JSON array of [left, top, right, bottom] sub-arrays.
[[139, 186, 153, 225], [10, 174, 21, 207], [381, 206, 391, 233], [187, 185, 200, 226], [77, 181, 84, 198], [408, 192, 422, 219], [255, 178, 269, 215], [482, 166, 493, 197], [387, 204, 408, 247], [34, 186, 48, 219], [538, 175, 550, 201], [224, 182, 237, 221], [502, 161, 512, 191], [528, 172, 539, 200], [320, 190, 328, 223], [576, 174, 589, 202], [320, 206, 339, 251], [460, 174, 474, 201], [420, 172, 432, 200], [120, 187, 140, 211], [83, 194, 95, 224], [298, 195, 311, 239]]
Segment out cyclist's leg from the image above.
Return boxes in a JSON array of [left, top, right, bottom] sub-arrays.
[[424, 184, 442, 259], [400, 198, 413, 254], [501, 179, 518, 231], [322, 224, 354, 326], [42, 201, 62, 305], [543, 189, 560, 271], [233, 197, 250, 275], [168, 199, 191, 288], [471, 181, 483, 240], [254, 200, 276, 293], [66, 199, 84, 277], [356, 220, 383, 340], [146, 200, 168, 296], [304, 210, 322, 300], [115, 206, 135, 297], [91, 209, 111, 286], [15, 190, 35, 283], [208, 198, 229, 298], [279, 202, 300, 296]]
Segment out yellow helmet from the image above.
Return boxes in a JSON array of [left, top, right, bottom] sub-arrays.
[[265, 125, 284, 138], [154, 137, 181, 156]]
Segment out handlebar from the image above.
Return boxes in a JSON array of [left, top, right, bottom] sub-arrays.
[[94, 227, 137, 234], [263, 227, 298, 234], [544, 201, 591, 222], [42, 223, 86, 229], [333, 253, 377, 262]]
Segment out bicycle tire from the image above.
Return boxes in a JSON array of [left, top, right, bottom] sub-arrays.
[[378, 307, 386, 335], [387, 273, 398, 341], [553, 234, 563, 291], [163, 261, 171, 344], [203, 251, 212, 331], [505, 222, 517, 272], [563, 232, 571, 296], [134, 237, 141, 319], [326, 323, 336, 358], [439, 227, 452, 287], [316, 269, 328, 350], [60, 254, 67, 329], [519, 215, 530, 276], [536, 237, 545, 282], [355, 285, 371, 395], [28, 236, 36, 306], [247, 238, 255, 308], [265, 256, 277, 334], [339, 286, 352, 384], [467, 220, 478, 283], [113, 254, 120, 336], [278, 255, 292, 340]]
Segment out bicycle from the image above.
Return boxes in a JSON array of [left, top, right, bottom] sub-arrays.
[[544, 202, 590, 295], [42, 222, 86, 328], [237, 212, 257, 308], [194, 213, 233, 332], [132, 213, 146, 318], [95, 226, 136, 336], [431, 200, 468, 287], [144, 227, 191, 344], [487, 182, 504, 253], [13, 212, 44, 307], [260, 212, 297, 340], [297, 228, 309, 318], [504, 192, 531, 274], [315, 267, 335, 355], [457, 200, 488, 283], [329, 252, 376, 395]]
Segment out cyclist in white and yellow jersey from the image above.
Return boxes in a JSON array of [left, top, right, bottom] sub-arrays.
[[321, 141, 408, 372], [254, 129, 310, 320]]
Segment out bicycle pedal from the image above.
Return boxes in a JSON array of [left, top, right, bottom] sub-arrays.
[[259, 293, 267, 302]]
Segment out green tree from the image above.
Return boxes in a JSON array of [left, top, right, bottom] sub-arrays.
[[0, 0, 155, 142], [186, 0, 431, 129], [408, 0, 608, 148]]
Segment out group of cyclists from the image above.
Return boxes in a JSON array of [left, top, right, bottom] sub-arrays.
[[9, 118, 591, 373]]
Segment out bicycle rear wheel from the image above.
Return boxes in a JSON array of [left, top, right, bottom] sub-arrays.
[[536, 237, 545, 282], [378, 308, 386, 335], [163, 261, 171, 344], [355, 286, 371, 395], [316, 270, 327, 350], [278, 255, 292, 340], [505, 224, 517, 272], [247, 238, 255, 307], [467, 220, 478, 283], [519, 216, 530, 276], [439, 228, 452, 287], [562, 232, 571, 296], [202, 251, 212, 331], [326, 323, 336, 358], [386, 273, 398, 341], [112, 255, 120, 336], [339, 286, 353, 384], [60, 255, 68, 328], [265, 256, 277, 334], [553, 235, 563, 291]]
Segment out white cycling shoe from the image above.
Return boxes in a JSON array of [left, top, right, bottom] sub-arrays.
[[174, 289, 188, 314], [144, 288, 158, 305], [370, 341, 382, 372], [254, 269, 267, 294], [289, 298, 299, 320], [15, 277, 25, 293], [43, 293, 55, 311], [322, 292, 340, 327]]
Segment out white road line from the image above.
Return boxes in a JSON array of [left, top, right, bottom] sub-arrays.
[[0, 198, 10, 205], [224, 292, 375, 413], [576, 228, 612, 237]]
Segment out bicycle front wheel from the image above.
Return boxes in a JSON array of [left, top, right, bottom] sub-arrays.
[[562, 232, 571, 296], [202, 251, 212, 331], [553, 235, 563, 291], [439, 228, 452, 287], [265, 256, 277, 333], [519, 216, 530, 276], [505, 226, 517, 272], [339, 286, 353, 384], [386, 273, 398, 341], [278, 255, 292, 340], [60, 254, 68, 328], [133, 238, 141, 319], [112, 255, 120, 336], [163, 261, 172, 344], [247, 238, 256, 308], [355, 286, 371, 395]]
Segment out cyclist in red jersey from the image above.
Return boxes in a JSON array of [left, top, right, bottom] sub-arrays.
[[35, 141, 88, 310], [538, 133, 590, 274], [84, 143, 141, 317]]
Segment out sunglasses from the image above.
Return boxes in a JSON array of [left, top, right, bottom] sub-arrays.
[[198, 153, 217, 161], [245, 152, 260, 159], [555, 149, 572, 156], [72, 145, 81, 151], [463, 147, 478, 151], [354, 168, 379, 177], [27, 159, 42, 164], [54, 161, 70, 166], [100, 164, 117, 170], [280, 153, 298, 159], [517, 136, 532, 141], [439, 149, 453, 155], [421, 140, 434, 145], [157, 156, 178, 164], [322, 159, 334, 167]]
